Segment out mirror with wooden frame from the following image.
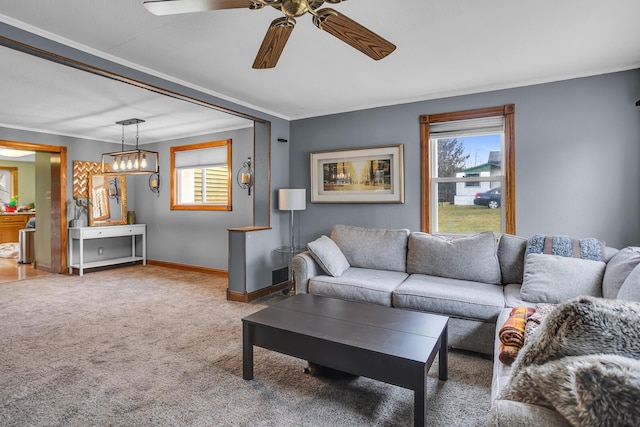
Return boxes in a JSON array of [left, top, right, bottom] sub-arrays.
[[88, 174, 126, 226]]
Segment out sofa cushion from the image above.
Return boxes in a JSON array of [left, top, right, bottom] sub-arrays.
[[406, 231, 501, 285], [497, 234, 527, 285], [308, 267, 408, 307], [330, 225, 409, 272], [520, 254, 604, 304], [490, 399, 571, 427], [617, 264, 640, 302], [602, 247, 640, 299], [307, 235, 350, 277], [503, 284, 536, 309], [392, 274, 504, 321]]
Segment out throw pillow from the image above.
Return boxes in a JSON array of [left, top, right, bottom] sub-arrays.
[[617, 264, 640, 302], [525, 234, 605, 261], [502, 354, 640, 427], [520, 254, 604, 303], [307, 235, 350, 277], [602, 247, 640, 299], [509, 296, 640, 378], [406, 231, 501, 285], [330, 225, 410, 272]]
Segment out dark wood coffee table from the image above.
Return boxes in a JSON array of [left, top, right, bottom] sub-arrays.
[[242, 294, 448, 427]]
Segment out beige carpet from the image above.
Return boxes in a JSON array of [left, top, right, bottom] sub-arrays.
[[0, 265, 492, 426]]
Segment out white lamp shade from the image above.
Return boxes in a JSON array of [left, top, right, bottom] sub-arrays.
[[279, 188, 306, 211]]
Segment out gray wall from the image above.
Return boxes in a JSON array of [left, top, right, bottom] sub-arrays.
[[290, 69, 640, 249], [131, 127, 254, 270]]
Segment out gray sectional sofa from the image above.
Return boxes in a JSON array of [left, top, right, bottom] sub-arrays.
[[293, 224, 552, 355], [293, 224, 640, 426]]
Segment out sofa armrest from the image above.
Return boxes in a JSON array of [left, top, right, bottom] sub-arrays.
[[292, 251, 321, 294]]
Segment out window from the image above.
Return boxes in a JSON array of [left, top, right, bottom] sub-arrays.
[[464, 173, 480, 187], [420, 105, 515, 235], [0, 166, 18, 205], [170, 139, 232, 211]]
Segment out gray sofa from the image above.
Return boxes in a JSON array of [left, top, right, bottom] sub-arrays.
[[490, 246, 640, 426], [293, 224, 640, 426], [293, 224, 560, 355]]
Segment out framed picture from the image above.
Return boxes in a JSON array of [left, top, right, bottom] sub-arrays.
[[310, 144, 404, 203]]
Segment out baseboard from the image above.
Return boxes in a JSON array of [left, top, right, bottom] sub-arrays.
[[147, 259, 228, 277], [227, 281, 291, 303], [34, 262, 51, 272]]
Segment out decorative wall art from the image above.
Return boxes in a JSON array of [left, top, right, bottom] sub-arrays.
[[73, 160, 111, 198], [310, 145, 404, 203]]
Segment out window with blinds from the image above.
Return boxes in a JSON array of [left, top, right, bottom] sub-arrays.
[[420, 105, 515, 235], [170, 139, 232, 211]]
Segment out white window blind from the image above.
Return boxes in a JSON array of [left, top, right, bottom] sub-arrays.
[[174, 146, 227, 169], [429, 116, 504, 138]]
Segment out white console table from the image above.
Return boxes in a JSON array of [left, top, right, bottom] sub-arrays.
[[68, 224, 146, 276]]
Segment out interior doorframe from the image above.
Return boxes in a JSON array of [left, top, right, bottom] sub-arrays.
[[0, 139, 67, 273]]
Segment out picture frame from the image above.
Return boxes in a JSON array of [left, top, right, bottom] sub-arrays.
[[310, 144, 404, 203]]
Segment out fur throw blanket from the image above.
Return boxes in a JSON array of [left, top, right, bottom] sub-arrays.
[[501, 296, 640, 426], [504, 354, 640, 427], [510, 296, 640, 375]]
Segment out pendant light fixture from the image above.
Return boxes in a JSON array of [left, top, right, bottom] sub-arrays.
[[101, 119, 159, 175]]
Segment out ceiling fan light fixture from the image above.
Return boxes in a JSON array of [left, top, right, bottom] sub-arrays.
[[281, 0, 308, 17], [145, 0, 396, 69]]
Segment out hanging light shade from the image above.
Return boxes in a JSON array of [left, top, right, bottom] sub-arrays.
[[101, 118, 159, 175]]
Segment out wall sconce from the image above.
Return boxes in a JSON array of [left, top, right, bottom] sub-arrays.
[[149, 170, 160, 197], [237, 157, 253, 196]]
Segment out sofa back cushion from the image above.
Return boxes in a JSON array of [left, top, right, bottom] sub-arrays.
[[617, 264, 640, 302], [407, 231, 502, 284], [497, 234, 527, 285], [520, 254, 605, 303], [602, 247, 640, 299], [330, 225, 409, 272]]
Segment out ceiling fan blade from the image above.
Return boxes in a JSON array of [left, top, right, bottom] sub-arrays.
[[312, 8, 395, 61], [252, 17, 296, 69], [143, 0, 253, 16]]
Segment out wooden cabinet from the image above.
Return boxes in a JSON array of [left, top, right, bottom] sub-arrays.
[[0, 213, 35, 243]]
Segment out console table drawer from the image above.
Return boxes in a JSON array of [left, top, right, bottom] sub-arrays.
[[79, 225, 144, 239]]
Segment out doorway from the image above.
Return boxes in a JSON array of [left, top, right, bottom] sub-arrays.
[[0, 139, 67, 276]]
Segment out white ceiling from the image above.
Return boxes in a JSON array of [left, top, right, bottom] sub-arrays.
[[0, 0, 639, 143]]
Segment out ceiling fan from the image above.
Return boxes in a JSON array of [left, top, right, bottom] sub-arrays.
[[143, 0, 396, 69]]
